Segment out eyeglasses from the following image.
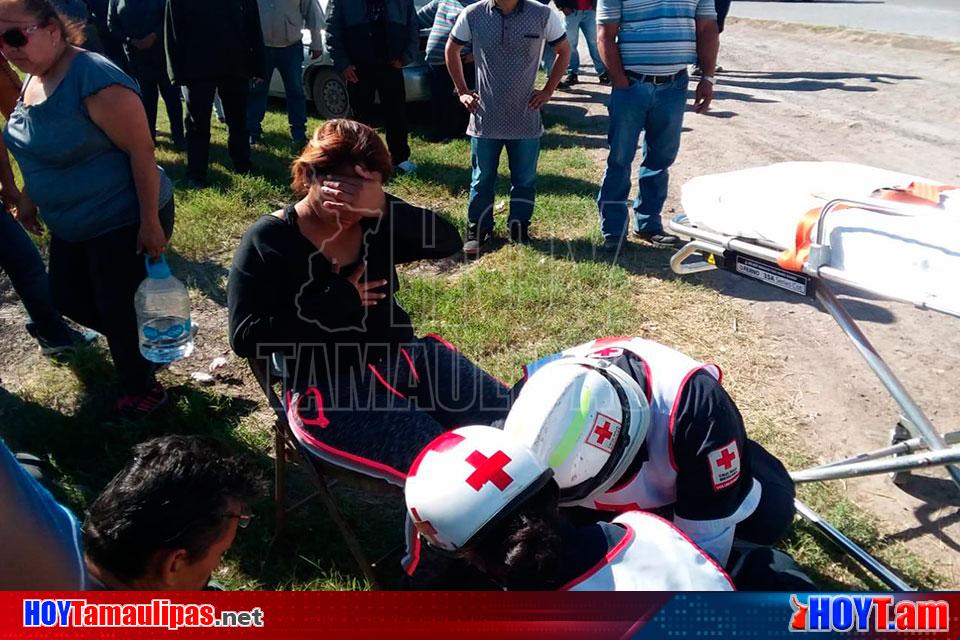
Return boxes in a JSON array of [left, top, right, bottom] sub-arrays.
[[220, 507, 254, 529], [160, 505, 255, 543], [0, 24, 43, 49]]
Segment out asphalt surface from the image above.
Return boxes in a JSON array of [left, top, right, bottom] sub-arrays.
[[730, 0, 960, 41]]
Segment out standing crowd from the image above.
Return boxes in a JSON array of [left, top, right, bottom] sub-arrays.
[[0, 0, 798, 595]]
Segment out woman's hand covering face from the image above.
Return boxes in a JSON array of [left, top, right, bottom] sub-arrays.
[[317, 165, 386, 219]]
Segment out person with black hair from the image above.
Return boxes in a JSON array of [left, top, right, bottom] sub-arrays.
[[404, 425, 735, 590], [83, 435, 262, 590]]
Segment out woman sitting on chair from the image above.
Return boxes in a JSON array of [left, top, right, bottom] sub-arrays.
[[228, 119, 510, 493]]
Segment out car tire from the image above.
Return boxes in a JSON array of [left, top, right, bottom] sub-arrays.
[[311, 68, 351, 119]]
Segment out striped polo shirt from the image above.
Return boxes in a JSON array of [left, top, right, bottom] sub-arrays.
[[597, 0, 717, 75], [422, 0, 477, 66]]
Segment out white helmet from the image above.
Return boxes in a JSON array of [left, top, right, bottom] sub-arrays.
[[405, 425, 554, 552], [503, 357, 650, 506]]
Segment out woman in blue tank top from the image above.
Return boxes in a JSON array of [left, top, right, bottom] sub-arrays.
[[0, 0, 175, 417]]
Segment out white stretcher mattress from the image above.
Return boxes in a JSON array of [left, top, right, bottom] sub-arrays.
[[680, 162, 960, 315]]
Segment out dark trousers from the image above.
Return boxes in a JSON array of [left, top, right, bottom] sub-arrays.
[[0, 209, 72, 344], [716, 0, 732, 33], [427, 62, 473, 141], [735, 440, 796, 546], [727, 542, 817, 590], [48, 201, 175, 395], [286, 335, 511, 577], [183, 78, 251, 182], [247, 43, 308, 143], [286, 336, 511, 485], [125, 40, 183, 143], [349, 64, 410, 165]]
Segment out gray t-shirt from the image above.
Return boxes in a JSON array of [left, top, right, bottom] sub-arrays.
[[4, 52, 173, 242], [450, 0, 566, 140]]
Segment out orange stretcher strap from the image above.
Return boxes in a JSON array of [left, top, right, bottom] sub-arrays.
[[874, 181, 958, 206], [777, 181, 958, 273], [777, 206, 831, 272]]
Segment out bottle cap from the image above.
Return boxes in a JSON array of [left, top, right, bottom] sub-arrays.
[[145, 254, 172, 279]]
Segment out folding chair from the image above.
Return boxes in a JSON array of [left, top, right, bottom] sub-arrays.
[[247, 355, 399, 589]]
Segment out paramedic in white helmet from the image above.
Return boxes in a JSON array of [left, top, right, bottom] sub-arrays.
[[503, 336, 796, 567], [404, 425, 735, 591]]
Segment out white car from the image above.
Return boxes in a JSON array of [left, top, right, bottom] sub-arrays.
[[268, 0, 432, 119]]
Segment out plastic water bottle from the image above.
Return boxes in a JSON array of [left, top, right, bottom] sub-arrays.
[[135, 255, 194, 363]]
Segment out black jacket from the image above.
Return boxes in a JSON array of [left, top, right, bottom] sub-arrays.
[[327, 0, 419, 72], [108, 0, 165, 41], [164, 0, 266, 83], [227, 195, 462, 387]]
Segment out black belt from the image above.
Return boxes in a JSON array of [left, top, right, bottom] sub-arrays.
[[625, 69, 686, 85]]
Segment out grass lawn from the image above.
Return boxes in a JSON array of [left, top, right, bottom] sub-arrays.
[[0, 99, 945, 590]]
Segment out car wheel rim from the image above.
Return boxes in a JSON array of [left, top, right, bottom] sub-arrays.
[[323, 79, 348, 116]]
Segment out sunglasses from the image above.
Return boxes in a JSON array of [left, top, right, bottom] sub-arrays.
[[0, 23, 42, 48]]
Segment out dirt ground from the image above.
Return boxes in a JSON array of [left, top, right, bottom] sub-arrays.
[[547, 18, 960, 585]]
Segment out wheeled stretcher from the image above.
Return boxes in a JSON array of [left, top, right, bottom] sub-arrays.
[[668, 162, 960, 590]]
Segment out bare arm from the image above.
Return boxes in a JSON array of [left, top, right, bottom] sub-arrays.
[[695, 17, 719, 78], [529, 37, 571, 109], [446, 38, 479, 113], [544, 38, 570, 94], [0, 136, 20, 209], [693, 18, 719, 113], [598, 22, 628, 89], [85, 85, 166, 256], [445, 38, 467, 93]]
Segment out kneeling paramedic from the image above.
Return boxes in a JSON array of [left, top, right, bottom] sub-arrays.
[[503, 336, 796, 567], [404, 425, 735, 590]]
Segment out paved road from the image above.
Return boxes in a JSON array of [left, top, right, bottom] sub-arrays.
[[730, 0, 960, 41]]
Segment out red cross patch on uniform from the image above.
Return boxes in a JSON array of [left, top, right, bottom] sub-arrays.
[[707, 440, 741, 491], [585, 413, 622, 454], [590, 346, 624, 359]]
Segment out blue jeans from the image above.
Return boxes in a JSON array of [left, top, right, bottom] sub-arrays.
[[0, 210, 72, 345], [566, 10, 605, 75], [247, 43, 307, 143], [597, 72, 688, 239], [468, 137, 541, 232]]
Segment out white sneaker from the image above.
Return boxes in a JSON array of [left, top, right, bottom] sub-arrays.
[[395, 160, 417, 175]]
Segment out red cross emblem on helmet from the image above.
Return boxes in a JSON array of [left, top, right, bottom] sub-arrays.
[[585, 413, 622, 453], [465, 450, 514, 491]]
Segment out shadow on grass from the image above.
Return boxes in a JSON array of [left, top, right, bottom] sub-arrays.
[[168, 252, 231, 307], [784, 524, 890, 591], [0, 341, 406, 589], [525, 236, 897, 323], [414, 158, 601, 200]]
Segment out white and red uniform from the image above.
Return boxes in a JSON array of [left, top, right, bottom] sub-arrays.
[[561, 511, 735, 592], [520, 337, 774, 565]]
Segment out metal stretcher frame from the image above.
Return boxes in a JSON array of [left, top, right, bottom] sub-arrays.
[[667, 197, 960, 591]]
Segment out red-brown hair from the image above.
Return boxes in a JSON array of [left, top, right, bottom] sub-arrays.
[[291, 119, 393, 195]]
